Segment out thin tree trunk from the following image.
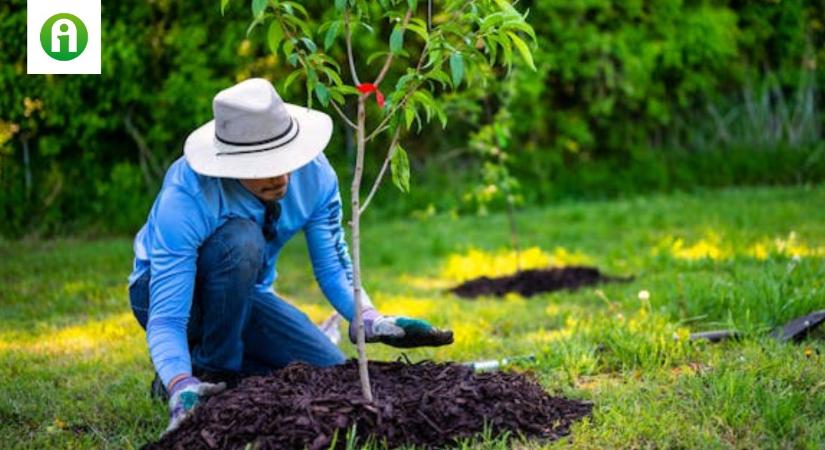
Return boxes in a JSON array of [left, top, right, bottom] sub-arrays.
[[351, 95, 373, 402], [346, 103, 355, 181], [124, 112, 164, 193], [507, 197, 521, 273], [22, 136, 31, 199]]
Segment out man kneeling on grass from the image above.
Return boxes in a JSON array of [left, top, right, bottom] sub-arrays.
[[128, 78, 452, 433]]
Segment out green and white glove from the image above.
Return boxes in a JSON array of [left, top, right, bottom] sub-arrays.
[[350, 307, 454, 348], [165, 376, 226, 434]]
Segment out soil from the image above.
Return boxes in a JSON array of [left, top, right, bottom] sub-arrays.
[[144, 360, 592, 450], [449, 266, 629, 299]]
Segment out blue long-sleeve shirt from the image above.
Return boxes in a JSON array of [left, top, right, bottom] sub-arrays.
[[128, 154, 369, 386]]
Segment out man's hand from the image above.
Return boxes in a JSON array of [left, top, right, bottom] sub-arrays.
[[350, 308, 454, 348], [164, 376, 226, 434]]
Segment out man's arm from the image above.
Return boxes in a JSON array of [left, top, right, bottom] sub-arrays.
[[146, 187, 210, 388], [303, 178, 372, 322], [303, 174, 453, 348]]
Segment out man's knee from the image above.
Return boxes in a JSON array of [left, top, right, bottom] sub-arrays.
[[198, 218, 265, 278]]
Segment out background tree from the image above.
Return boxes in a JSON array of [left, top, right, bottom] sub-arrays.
[[466, 74, 523, 270]]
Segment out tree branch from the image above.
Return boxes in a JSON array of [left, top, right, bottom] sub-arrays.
[[359, 127, 401, 215], [365, 84, 418, 142], [365, 2, 497, 141], [365, 38, 433, 142], [124, 111, 164, 186], [374, 9, 413, 87], [344, 9, 361, 86], [331, 101, 357, 129]]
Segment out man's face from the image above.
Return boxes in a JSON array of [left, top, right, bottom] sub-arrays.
[[239, 173, 290, 202]]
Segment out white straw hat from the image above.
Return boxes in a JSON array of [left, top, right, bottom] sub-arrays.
[[184, 78, 333, 179]]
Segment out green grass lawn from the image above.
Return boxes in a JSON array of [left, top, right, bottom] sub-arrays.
[[2, 185, 825, 449]]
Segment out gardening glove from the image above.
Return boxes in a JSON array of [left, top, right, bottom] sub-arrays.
[[318, 312, 343, 345], [164, 376, 226, 434], [349, 307, 454, 348]]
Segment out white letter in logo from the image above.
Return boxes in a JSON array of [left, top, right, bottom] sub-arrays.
[[51, 19, 77, 53]]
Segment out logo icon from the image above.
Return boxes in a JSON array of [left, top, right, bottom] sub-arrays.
[[40, 13, 88, 61], [27, 0, 101, 75]]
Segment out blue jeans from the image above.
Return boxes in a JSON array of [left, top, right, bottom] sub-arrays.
[[129, 218, 345, 377]]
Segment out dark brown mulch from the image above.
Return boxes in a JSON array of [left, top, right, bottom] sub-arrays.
[[449, 266, 630, 299], [143, 360, 592, 450]]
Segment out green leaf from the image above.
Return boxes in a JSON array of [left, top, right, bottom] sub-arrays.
[[390, 26, 405, 54], [315, 53, 342, 72], [503, 20, 537, 42], [406, 24, 428, 42], [480, 12, 504, 33], [507, 31, 536, 71], [283, 70, 303, 90], [282, 14, 312, 35], [324, 20, 340, 51], [314, 84, 330, 107], [407, 0, 418, 11], [305, 70, 317, 108], [220, 0, 230, 16], [435, 104, 447, 128], [282, 38, 295, 57], [319, 65, 344, 87], [334, 85, 361, 96], [426, 69, 451, 88], [485, 36, 498, 63], [367, 51, 391, 65], [410, 17, 427, 30], [329, 89, 344, 104], [395, 72, 416, 90], [449, 52, 464, 88], [411, 91, 436, 125], [246, 14, 266, 36], [412, 91, 434, 111], [281, 1, 308, 17], [498, 33, 513, 67], [493, 0, 517, 14], [251, 0, 267, 17], [335, 0, 347, 12], [267, 21, 284, 55], [300, 37, 318, 53], [390, 144, 411, 193], [404, 105, 416, 130]]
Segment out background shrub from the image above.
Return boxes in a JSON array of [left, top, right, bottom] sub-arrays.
[[0, 0, 823, 236]]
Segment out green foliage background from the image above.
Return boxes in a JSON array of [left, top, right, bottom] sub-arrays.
[[0, 0, 823, 236]]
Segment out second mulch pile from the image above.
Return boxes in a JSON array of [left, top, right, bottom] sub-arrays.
[[145, 360, 592, 450], [450, 266, 629, 299]]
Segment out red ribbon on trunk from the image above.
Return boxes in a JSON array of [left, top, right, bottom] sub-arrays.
[[356, 83, 385, 108]]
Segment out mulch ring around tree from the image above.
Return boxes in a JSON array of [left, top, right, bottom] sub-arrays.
[[144, 360, 593, 450], [449, 266, 632, 299]]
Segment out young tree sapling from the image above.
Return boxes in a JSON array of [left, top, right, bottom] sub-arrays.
[[233, 0, 536, 401]]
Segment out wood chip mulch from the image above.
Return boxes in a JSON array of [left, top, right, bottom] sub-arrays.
[[143, 360, 592, 450]]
